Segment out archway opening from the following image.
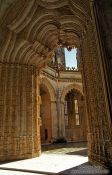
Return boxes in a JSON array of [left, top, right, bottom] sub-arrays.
[[40, 47, 89, 173], [40, 84, 52, 145]]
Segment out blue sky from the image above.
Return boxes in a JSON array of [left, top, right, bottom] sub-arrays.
[[64, 48, 77, 68]]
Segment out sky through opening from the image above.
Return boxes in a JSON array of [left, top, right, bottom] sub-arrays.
[[64, 48, 77, 68]]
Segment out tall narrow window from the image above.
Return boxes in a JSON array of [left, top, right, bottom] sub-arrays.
[[74, 99, 80, 125], [64, 100, 68, 126]]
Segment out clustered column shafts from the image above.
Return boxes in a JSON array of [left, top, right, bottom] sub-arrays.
[[0, 63, 41, 161]]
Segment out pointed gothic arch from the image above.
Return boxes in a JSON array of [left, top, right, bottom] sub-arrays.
[[61, 83, 83, 103], [40, 77, 56, 102]]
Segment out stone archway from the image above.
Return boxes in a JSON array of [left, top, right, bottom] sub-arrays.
[[40, 77, 57, 142], [40, 77, 56, 102], [0, 0, 111, 167], [40, 83, 52, 144]]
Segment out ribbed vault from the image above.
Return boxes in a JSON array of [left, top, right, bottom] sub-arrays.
[[0, 0, 91, 68]]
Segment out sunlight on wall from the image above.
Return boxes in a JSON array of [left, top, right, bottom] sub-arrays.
[[65, 48, 77, 68]]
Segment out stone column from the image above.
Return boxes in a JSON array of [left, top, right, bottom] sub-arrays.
[[35, 75, 41, 155], [94, 1, 112, 114], [60, 101, 66, 138], [56, 88, 61, 138], [56, 84, 64, 138], [81, 18, 112, 166], [51, 101, 58, 141], [0, 63, 41, 161]]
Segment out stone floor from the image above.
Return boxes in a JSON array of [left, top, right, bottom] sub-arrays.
[[0, 142, 110, 175]]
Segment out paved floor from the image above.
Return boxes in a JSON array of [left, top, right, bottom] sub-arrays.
[[0, 142, 110, 175]]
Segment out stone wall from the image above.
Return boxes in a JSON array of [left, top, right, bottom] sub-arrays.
[[81, 20, 112, 166], [95, 0, 112, 123], [0, 63, 41, 161]]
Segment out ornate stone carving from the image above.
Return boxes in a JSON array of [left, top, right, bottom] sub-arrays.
[[0, 0, 111, 167]]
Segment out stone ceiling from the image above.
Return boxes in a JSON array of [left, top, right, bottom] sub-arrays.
[[0, 0, 91, 68]]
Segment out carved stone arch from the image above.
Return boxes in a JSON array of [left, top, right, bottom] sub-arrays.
[[61, 83, 83, 103], [40, 77, 56, 102]]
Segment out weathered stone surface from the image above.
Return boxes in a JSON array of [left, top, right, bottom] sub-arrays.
[[0, 0, 111, 168], [0, 63, 41, 161]]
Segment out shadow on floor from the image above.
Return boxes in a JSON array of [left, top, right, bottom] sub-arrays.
[[58, 162, 111, 175], [0, 163, 111, 175], [66, 148, 88, 157], [42, 142, 87, 152]]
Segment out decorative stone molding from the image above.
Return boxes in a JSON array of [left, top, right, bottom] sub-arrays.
[[81, 21, 112, 166]]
